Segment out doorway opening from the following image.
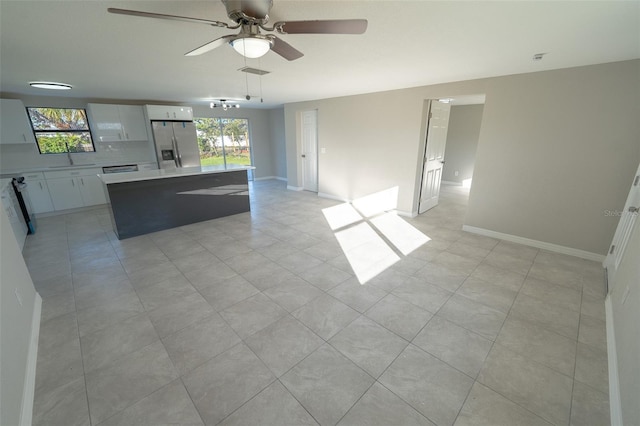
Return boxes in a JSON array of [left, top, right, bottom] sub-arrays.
[[300, 110, 318, 192], [417, 95, 485, 214]]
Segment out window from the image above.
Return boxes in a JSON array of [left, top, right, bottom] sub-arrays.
[[194, 118, 251, 167], [27, 107, 95, 154]]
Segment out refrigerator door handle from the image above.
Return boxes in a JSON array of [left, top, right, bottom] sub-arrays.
[[172, 136, 182, 167]]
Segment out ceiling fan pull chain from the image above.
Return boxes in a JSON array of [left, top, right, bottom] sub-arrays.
[[259, 58, 264, 103], [244, 52, 251, 101]]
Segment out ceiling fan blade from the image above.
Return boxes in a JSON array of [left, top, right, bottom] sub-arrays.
[[271, 36, 304, 61], [108, 8, 229, 28], [274, 19, 368, 35], [185, 35, 236, 56]]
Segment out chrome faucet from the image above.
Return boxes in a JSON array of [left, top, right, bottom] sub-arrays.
[[64, 142, 74, 165]]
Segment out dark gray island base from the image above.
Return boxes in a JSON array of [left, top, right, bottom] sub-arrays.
[[103, 168, 250, 239]]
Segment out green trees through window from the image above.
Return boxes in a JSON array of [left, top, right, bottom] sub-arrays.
[[27, 107, 95, 154], [194, 117, 251, 167]]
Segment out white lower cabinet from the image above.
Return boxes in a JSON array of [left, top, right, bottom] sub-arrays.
[[44, 168, 107, 211], [78, 175, 107, 206], [26, 181, 54, 213], [46, 177, 84, 210], [23, 172, 54, 214]]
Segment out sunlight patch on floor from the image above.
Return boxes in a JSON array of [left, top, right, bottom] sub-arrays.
[[352, 187, 398, 218], [322, 187, 429, 284], [370, 212, 431, 256], [322, 203, 363, 231], [334, 222, 400, 284]]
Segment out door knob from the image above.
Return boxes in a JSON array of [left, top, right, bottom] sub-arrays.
[[301, 154, 306, 158], [440, 161, 446, 164]]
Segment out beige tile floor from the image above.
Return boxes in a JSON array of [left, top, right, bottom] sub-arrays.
[[27, 180, 610, 426]]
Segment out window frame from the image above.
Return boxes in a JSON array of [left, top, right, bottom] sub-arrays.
[[194, 117, 253, 168], [26, 107, 96, 155]]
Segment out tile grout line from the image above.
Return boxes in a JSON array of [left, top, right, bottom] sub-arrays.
[[568, 277, 586, 425], [31, 181, 606, 425], [458, 248, 576, 426]]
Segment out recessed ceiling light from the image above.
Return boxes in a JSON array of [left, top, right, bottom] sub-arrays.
[[532, 53, 546, 61], [29, 81, 72, 90]]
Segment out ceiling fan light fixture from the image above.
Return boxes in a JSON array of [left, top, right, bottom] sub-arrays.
[[231, 36, 272, 58], [29, 81, 72, 90]]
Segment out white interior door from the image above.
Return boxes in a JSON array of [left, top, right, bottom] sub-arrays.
[[419, 100, 451, 213], [605, 162, 640, 289], [301, 110, 318, 192]]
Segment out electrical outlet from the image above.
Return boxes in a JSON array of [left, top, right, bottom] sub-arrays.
[[454, 171, 459, 177], [321, 147, 326, 154], [14, 288, 23, 306]]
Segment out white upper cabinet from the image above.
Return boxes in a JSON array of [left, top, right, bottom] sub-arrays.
[[87, 103, 122, 142], [145, 105, 193, 121], [118, 105, 148, 141], [0, 99, 37, 145], [87, 103, 148, 142]]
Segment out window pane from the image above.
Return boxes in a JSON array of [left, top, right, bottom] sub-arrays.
[[27, 107, 89, 131], [221, 118, 251, 166], [36, 132, 95, 154], [195, 117, 252, 167], [195, 118, 224, 166]]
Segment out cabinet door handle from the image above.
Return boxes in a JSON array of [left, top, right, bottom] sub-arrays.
[[71, 179, 75, 187], [118, 133, 122, 140], [125, 132, 129, 140], [39, 182, 43, 190], [81, 178, 84, 185], [22, 134, 26, 142]]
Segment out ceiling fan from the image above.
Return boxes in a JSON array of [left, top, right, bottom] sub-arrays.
[[108, 0, 368, 61]]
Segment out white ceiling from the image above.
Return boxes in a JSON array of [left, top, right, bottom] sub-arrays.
[[1, 1, 638, 108]]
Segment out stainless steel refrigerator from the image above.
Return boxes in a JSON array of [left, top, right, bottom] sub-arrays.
[[151, 121, 201, 169]]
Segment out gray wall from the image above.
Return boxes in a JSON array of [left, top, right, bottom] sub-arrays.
[[1, 206, 39, 426], [466, 61, 639, 255], [283, 60, 640, 256], [442, 104, 484, 184], [268, 108, 287, 179]]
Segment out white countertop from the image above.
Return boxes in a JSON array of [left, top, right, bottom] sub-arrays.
[[99, 165, 255, 184], [0, 161, 157, 175]]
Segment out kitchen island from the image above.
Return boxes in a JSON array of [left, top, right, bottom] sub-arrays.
[[99, 166, 253, 239]]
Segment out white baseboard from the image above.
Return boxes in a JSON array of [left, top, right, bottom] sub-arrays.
[[20, 293, 42, 426], [462, 225, 606, 262], [287, 185, 303, 191], [316, 193, 417, 218], [317, 192, 349, 202], [395, 210, 417, 218], [255, 176, 287, 182], [605, 296, 623, 426]]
